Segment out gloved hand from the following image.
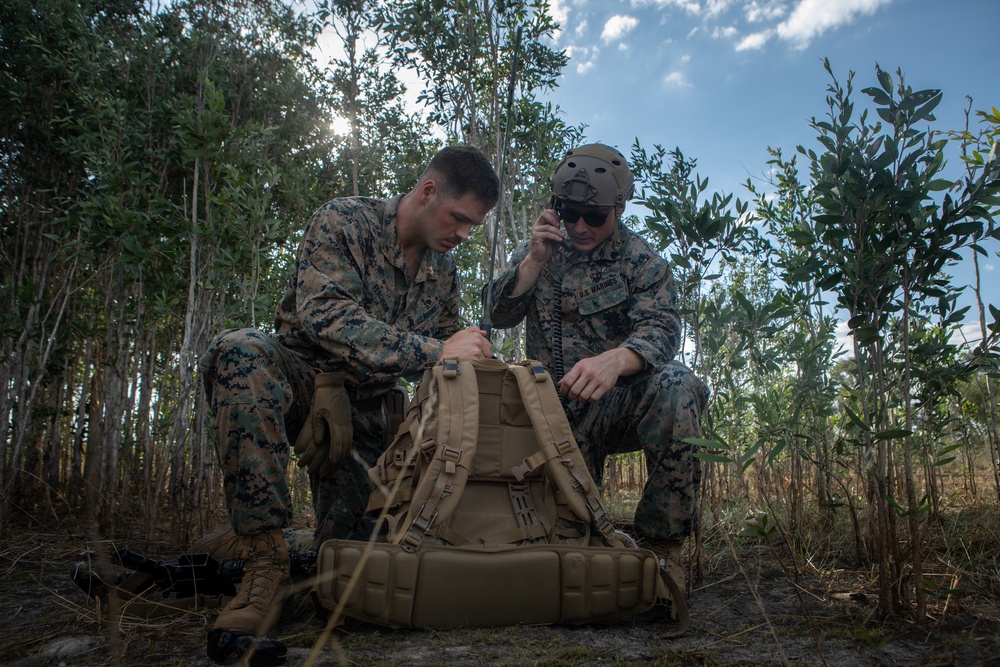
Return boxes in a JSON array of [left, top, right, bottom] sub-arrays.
[[293, 372, 352, 477]]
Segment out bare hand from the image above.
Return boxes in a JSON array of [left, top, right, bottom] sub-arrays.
[[441, 326, 491, 361], [526, 209, 565, 265], [558, 354, 620, 403], [558, 349, 644, 402]]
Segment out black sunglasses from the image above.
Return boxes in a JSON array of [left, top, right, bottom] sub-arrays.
[[555, 206, 612, 228]]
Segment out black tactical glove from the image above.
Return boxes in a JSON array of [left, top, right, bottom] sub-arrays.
[[293, 372, 352, 477]]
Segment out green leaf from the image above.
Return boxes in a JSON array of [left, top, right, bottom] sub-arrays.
[[927, 178, 954, 192], [854, 326, 880, 345], [684, 437, 727, 450], [844, 406, 871, 432], [670, 253, 692, 269], [877, 107, 897, 125], [876, 66, 893, 94], [862, 87, 891, 106], [873, 429, 910, 441], [693, 452, 734, 464]]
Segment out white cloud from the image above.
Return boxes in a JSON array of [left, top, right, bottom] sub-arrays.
[[632, 0, 701, 13], [575, 19, 588, 38], [602, 15, 639, 43], [549, 0, 569, 28], [834, 320, 852, 357], [704, 0, 736, 17], [951, 323, 989, 349], [565, 45, 596, 74], [746, 0, 787, 23], [663, 71, 691, 87], [712, 25, 738, 39], [736, 30, 772, 50], [985, 262, 995, 272], [681, 53, 691, 62], [776, 0, 894, 48]]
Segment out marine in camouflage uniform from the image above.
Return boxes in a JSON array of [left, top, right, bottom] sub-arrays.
[[201, 195, 465, 543], [199, 146, 498, 664], [487, 144, 708, 545]]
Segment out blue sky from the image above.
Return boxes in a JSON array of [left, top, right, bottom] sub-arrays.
[[539, 0, 999, 346]]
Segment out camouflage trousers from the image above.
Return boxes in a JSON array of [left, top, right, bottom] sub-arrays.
[[565, 360, 708, 542], [199, 328, 387, 546]]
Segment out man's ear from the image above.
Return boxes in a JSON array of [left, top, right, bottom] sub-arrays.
[[419, 178, 438, 205]]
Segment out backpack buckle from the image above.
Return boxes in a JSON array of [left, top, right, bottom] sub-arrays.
[[442, 358, 460, 378], [410, 502, 438, 534]]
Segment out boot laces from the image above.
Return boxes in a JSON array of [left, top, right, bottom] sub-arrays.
[[232, 533, 285, 611]]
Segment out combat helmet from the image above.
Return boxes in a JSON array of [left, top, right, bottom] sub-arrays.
[[551, 143, 634, 208]]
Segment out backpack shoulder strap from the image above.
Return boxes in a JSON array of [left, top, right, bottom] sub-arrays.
[[508, 361, 617, 543], [393, 359, 479, 551]]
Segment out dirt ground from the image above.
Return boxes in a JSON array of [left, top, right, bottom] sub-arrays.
[[1, 523, 998, 667]]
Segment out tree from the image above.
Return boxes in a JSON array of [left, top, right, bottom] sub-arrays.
[[0, 0, 338, 538], [383, 0, 574, 336], [793, 60, 1000, 616]]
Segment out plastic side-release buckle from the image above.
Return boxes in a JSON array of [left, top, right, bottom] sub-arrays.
[[442, 358, 460, 378]]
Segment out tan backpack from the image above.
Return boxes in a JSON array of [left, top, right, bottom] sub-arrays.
[[313, 358, 687, 633]]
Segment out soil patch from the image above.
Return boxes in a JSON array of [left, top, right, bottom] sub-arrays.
[[1, 526, 998, 666]]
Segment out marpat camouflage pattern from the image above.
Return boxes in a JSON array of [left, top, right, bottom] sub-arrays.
[[489, 223, 708, 541]]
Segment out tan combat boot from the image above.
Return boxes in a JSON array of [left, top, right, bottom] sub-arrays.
[[190, 525, 242, 562], [213, 529, 291, 634], [207, 529, 291, 665]]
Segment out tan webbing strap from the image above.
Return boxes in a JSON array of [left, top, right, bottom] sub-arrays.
[[365, 383, 426, 515], [396, 359, 479, 551], [655, 568, 690, 637], [509, 363, 617, 542], [510, 450, 548, 479]]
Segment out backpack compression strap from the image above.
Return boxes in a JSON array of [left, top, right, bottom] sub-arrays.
[[655, 564, 690, 636], [508, 361, 617, 543], [395, 359, 479, 551]]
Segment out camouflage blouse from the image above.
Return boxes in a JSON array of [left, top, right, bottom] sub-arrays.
[[488, 223, 681, 380], [273, 196, 460, 399]]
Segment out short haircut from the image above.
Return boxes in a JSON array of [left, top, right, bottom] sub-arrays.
[[421, 145, 500, 210]]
